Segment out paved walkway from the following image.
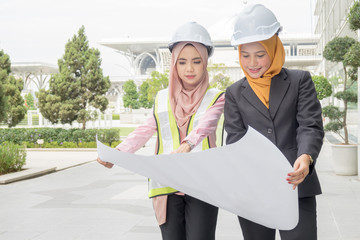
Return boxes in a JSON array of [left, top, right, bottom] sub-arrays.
[[0, 137, 360, 239]]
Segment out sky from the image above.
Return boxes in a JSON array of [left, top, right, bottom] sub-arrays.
[[0, 0, 316, 77]]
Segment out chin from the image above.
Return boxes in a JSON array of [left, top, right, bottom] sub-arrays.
[[249, 74, 261, 78]]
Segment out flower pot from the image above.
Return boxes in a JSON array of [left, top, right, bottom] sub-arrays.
[[331, 144, 358, 176]]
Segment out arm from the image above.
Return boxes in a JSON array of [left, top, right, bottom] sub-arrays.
[[174, 94, 225, 153], [287, 71, 324, 189], [97, 115, 157, 168], [224, 86, 247, 145], [295, 71, 324, 164], [115, 115, 157, 153]]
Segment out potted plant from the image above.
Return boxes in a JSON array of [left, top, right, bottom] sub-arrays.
[[322, 36, 358, 175], [348, 0, 360, 179], [348, 1, 360, 33], [312, 75, 332, 102]]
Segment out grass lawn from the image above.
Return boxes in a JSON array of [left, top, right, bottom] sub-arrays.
[[119, 127, 137, 136]]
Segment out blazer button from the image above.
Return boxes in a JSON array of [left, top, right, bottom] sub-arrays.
[[267, 128, 273, 134]]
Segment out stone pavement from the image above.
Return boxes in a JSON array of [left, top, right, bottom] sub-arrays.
[[0, 137, 360, 239], [0, 149, 97, 184]]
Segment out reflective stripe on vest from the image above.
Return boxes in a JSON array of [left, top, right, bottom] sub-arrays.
[[149, 87, 224, 198]]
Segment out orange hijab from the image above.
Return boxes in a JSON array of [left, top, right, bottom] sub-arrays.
[[168, 42, 209, 135], [238, 34, 285, 108]]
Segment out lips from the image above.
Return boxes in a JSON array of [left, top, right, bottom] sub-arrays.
[[185, 75, 196, 79], [249, 68, 261, 74]]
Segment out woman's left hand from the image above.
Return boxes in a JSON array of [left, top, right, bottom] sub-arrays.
[[287, 154, 311, 190], [97, 157, 114, 168]]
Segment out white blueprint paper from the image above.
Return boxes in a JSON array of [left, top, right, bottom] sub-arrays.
[[97, 127, 299, 230]]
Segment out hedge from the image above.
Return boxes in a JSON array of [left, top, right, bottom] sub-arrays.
[[0, 128, 121, 148]]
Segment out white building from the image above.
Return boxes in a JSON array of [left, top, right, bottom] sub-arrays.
[[314, 0, 357, 76], [12, 1, 357, 114], [99, 15, 321, 111], [11, 62, 58, 94]]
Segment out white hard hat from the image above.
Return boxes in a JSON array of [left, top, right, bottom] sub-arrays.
[[231, 4, 282, 46], [168, 22, 214, 57]]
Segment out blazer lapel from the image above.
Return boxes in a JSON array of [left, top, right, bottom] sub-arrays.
[[269, 69, 290, 120], [241, 80, 271, 120]]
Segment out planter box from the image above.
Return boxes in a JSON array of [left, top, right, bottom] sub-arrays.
[[331, 144, 358, 176]]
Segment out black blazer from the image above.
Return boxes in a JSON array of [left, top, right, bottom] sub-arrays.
[[224, 68, 324, 198]]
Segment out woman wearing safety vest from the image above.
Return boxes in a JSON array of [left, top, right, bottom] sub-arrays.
[[224, 4, 324, 240], [97, 22, 224, 240]]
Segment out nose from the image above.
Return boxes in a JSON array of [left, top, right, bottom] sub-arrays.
[[249, 56, 257, 67], [186, 63, 194, 72]]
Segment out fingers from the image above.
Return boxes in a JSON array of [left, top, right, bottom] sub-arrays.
[[287, 170, 308, 190], [286, 154, 312, 189], [287, 166, 309, 189], [96, 157, 114, 168], [173, 143, 191, 154]]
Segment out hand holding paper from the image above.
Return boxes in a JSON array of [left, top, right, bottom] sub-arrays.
[[97, 127, 298, 230]]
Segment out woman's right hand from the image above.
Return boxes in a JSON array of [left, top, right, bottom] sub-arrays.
[[172, 142, 192, 153], [97, 157, 114, 168]]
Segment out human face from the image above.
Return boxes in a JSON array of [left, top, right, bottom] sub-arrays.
[[240, 42, 271, 79], [176, 45, 205, 90]]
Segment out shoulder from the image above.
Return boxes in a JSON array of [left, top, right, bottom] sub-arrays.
[[280, 69, 316, 95], [226, 77, 246, 93], [282, 68, 311, 80], [158, 88, 169, 94], [203, 88, 225, 106], [155, 88, 169, 99], [207, 87, 224, 95]]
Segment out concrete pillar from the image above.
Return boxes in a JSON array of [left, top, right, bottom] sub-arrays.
[[38, 109, 43, 127], [27, 111, 32, 126]]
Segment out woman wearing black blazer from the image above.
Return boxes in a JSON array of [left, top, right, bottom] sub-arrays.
[[224, 4, 324, 240]]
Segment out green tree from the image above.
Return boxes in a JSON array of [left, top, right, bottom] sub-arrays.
[[312, 75, 332, 100], [146, 71, 169, 102], [208, 63, 234, 91], [37, 26, 110, 129], [348, 1, 360, 31], [322, 36, 357, 144], [210, 72, 233, 91], [3, 76, 27, 127], [123, 79, 139, 110], [139, 81, 153, 108], [0, 50, 11, 123], [344, 41, 360, 69], [24, 93, 36, 110], [0, 50, 26, 127]]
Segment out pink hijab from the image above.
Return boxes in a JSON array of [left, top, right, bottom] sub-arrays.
[[168, 42, 210, 135]]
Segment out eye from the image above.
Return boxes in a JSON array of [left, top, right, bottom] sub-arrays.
[[242, 55, 249, 58], [178, 61, 186, 65], [257, 54, 265, 58], [194, 61, 201, 64]]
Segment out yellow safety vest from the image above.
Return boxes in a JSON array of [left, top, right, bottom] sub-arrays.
[[149, 87, 224, 198]]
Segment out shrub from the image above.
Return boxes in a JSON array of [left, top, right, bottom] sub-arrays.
[[78, 141, 97, 148], [0, 127, 121, 148], [60, 142, 78, 148], [98, 128, 120, 146], [0, 142, 26, 175], [111, 141, 122, 148], [312, 75, 332, 100], [73, 129, 98, 143], [23, 141, 36, 148]]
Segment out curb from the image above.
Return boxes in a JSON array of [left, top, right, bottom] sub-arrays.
[[0, 160, 95, 184], [26, 148, 97, 152], [0, 167, 56, 184]]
